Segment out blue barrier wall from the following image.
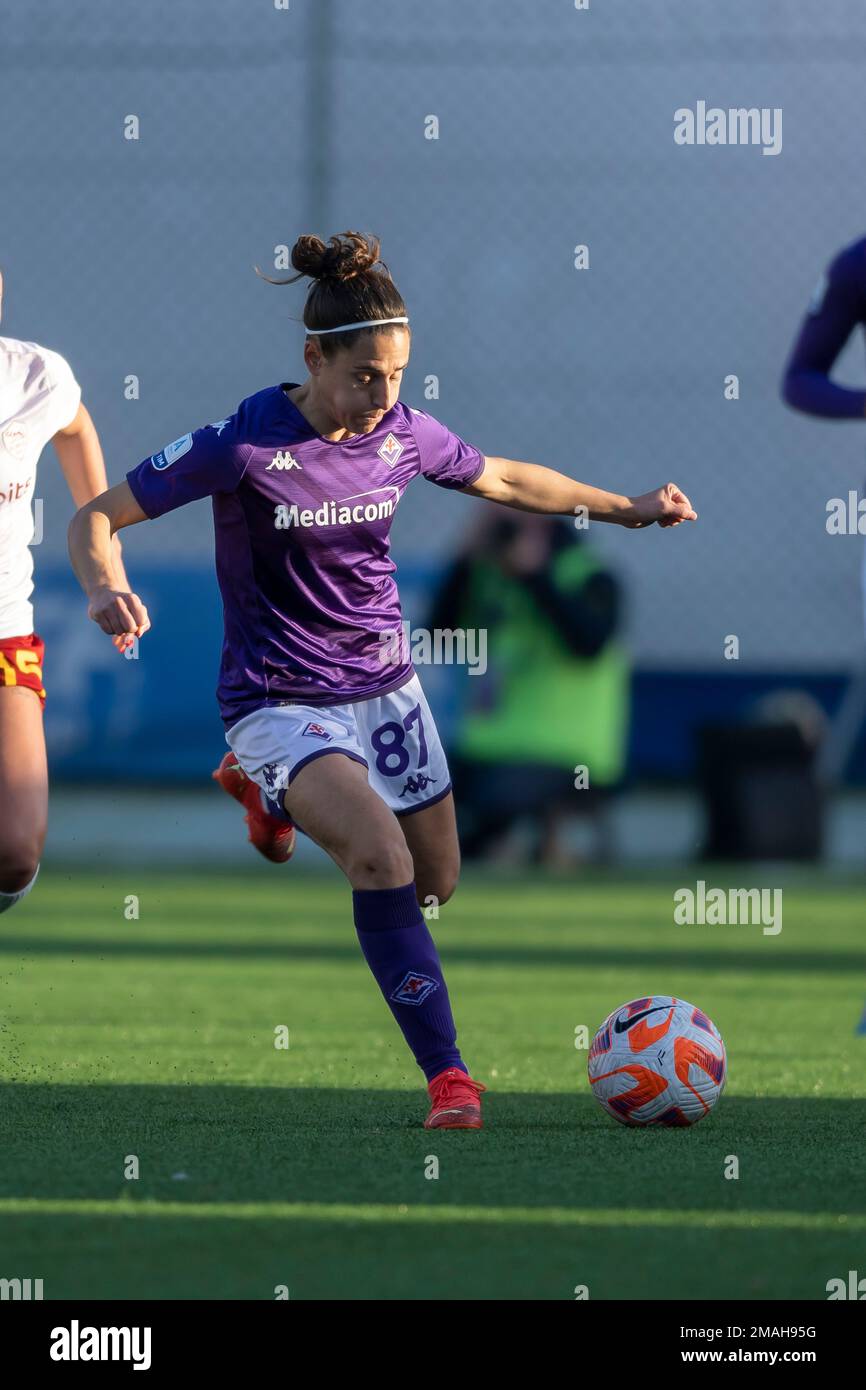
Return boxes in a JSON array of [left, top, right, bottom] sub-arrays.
[[36, 565, 863, 786]]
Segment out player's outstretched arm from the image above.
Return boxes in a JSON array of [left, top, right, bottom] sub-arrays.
[[53, 402, 135, 607], [460, 456, 697, 529], [68, 481, 152, 649]]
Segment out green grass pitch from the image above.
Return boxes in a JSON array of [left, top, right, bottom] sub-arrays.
[[0, 865, 863, 1300]]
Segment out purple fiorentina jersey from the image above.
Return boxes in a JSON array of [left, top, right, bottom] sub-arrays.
[[126, 383, 486, 727]]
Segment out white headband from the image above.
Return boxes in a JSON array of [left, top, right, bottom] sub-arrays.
[[305, 316, 409, 336]]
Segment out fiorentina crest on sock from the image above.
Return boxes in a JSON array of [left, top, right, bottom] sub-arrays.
[[391, 971, 439, 1006]]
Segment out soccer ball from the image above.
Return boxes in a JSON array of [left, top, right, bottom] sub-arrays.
[[587, 995, 726, 1127]]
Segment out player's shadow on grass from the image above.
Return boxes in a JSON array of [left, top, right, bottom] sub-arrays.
[[0, 1084, 862, 1215], [0, 934, 864, 975]]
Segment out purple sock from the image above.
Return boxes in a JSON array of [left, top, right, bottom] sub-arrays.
[[352, 882, 468, 1083]]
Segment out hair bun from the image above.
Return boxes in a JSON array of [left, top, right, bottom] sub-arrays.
[[292, 231, 382, 283], [256, 229, 405, 341]]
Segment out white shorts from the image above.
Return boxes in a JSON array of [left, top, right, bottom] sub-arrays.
[[225, 673, 452, 817]]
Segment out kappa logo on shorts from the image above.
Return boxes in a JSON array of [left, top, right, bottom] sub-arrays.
[[261, 762, 290, 794], [377, 432, 404, 468], [302, 721, 333, 741], [399, 772, 437, 798], [390, 971, 440, 1006]]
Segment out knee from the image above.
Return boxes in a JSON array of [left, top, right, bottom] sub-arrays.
[[0, 836, 42, 894], [416, 862, 460, 909], [344, 832, 415, 891]]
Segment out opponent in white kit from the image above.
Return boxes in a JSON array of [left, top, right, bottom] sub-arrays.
[[0, 270, 135, 915]]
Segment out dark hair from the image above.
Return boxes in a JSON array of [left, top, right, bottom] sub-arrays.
[[256, 231, 408, 358]]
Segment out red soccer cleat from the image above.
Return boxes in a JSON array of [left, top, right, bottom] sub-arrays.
[[424, 1066, 487, 1130], [212, 751, 296, 864]]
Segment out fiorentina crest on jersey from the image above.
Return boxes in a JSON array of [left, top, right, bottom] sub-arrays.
[[377, 433, 403, 468], [390, 971, 439, 1006]]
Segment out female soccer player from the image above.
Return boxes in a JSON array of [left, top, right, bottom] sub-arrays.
[[781, 235, 866, 781], [0, 268, 136, 915], [781, 234, 866, 422], [68, 231, 696, 1129]]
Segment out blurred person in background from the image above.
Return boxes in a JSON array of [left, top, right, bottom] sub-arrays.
[[429, 512, 629, 868], [0, 269, 136, 915]]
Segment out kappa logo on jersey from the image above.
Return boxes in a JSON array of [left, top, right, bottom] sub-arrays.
[[151, 433, 193, 470], [209, 418, 231, 436], [1, 421, 28, 461], [377, 433, 404, 468], [266, 450, 302, 471], [301, 721, 333, 741]]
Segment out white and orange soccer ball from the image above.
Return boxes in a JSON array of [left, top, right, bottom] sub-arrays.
[[587, 995, 727, 1127]]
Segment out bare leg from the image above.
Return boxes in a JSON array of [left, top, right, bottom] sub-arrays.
[[283, 752, 414, 889], [397, 792, 460, 908], [0, 687, 47, 896]]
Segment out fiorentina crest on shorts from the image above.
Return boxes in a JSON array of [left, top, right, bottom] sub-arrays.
[[302, 721, 332, 741], [377, 433, 403, 468], [390, 971, 439, 1006]]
